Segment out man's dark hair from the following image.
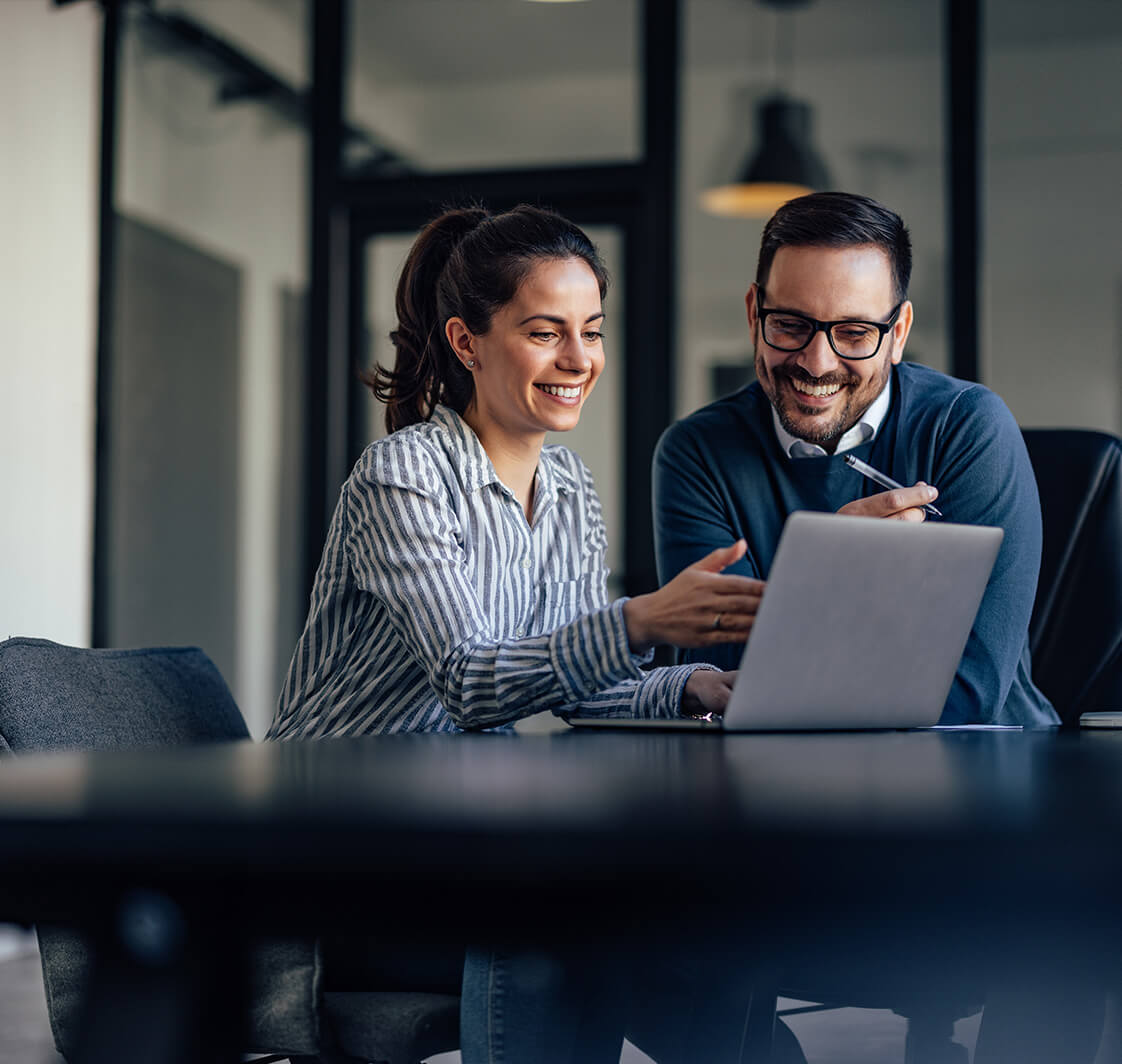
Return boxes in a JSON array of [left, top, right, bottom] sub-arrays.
[[755, 192, 912, 303]]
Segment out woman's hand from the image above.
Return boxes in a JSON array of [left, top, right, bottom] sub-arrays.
[[681, 669, 737, 718], [623, 541, 765, 653]]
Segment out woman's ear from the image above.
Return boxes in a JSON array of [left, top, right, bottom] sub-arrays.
[[446, 318, 477, 369]]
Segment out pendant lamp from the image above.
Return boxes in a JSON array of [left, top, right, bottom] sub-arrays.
[[701, 0, 831, 218]]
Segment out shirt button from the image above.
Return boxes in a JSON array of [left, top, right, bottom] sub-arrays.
[[515, 627, 526, 637], [521, 557, 532, 569]]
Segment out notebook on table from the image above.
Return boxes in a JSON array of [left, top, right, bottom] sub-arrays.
[[568, 510, 1004, 732]]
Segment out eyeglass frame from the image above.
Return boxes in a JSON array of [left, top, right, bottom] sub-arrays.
[[755, 288, 904, 361]]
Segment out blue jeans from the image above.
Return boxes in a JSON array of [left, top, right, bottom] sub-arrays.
[[461, 945, 626, 1064], [460, 943, 807, 1064]]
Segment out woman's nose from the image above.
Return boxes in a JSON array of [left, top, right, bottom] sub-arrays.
[[557, 334, 592, 372]]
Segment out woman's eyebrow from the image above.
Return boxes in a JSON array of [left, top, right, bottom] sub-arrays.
[[517, 312, 605, 326]]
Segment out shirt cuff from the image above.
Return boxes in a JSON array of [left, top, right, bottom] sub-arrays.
[[548, 599, 646, 705], [637, 662, 720, 719]]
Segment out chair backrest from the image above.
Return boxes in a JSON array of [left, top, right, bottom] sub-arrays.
[[0, 637, 249, 753], [1022, 429, 1122, 724], [0, 638, 325, 1060]]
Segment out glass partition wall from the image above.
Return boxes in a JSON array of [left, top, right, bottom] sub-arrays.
[[680, 0, 949, 418], [310, 0, 673, 610], [982, 0, 1122, 433], [343, 0, 641, 175], [100, 0, 310, 736]]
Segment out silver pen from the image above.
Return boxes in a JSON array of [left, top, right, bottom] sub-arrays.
[[843, 454, 943, 518]]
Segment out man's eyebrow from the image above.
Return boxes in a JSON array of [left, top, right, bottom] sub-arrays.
[[765, 303, 879, 321], [517, 312, 606, 326]]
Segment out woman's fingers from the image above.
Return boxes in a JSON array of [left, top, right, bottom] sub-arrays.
[[690, 539, 747, 573]]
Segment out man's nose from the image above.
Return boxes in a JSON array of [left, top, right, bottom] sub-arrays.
[[794, 329, 840, 377]]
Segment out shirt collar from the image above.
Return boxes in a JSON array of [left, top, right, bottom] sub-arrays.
[[771, 374, 893, 459], [432, 405, 500, 494], [431, 405, 578, 503]]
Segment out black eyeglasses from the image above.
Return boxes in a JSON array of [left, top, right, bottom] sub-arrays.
[[756, 288, 903, 361]]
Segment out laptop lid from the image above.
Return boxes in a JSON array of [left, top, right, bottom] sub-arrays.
[[722, 511, 1002, 730]]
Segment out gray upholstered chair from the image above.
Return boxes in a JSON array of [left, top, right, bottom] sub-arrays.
[[0, 636, 459, 1064], [1021, 428, 1122, 723]]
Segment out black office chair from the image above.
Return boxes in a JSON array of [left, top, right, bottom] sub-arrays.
[[739, 428, 1122, 1063], [1022, 428, 1122, 723], [0, 636, 460, 1064]]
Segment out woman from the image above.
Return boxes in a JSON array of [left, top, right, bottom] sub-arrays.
[[267, 204, 780, 1064], [268, 204, 760, 743]]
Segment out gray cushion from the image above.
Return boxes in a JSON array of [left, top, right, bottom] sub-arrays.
[[0, 637, 322, 1058], [0, 638, 249, 752], [324, 990, 460, 1064]]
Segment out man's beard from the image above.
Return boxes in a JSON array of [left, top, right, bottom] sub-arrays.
[[762, 359, 891, 451]]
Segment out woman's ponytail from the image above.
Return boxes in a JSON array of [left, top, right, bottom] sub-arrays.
[[365, 206, 488, 433]]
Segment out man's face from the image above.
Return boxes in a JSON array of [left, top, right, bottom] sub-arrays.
[[747, 244, 913, 452]]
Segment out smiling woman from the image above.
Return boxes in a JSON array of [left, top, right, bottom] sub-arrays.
[[265, 203, 777, 1063]]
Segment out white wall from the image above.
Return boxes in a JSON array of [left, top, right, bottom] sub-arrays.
[[0, 1, 100, 647]]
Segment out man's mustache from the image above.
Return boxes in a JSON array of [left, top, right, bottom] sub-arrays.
[[773, 364, 852, 389]]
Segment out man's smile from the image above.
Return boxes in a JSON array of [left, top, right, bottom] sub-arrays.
[[788, 377, 844, 400]]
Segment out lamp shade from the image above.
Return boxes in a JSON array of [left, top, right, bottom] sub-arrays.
[[701, 95, 831, 218]]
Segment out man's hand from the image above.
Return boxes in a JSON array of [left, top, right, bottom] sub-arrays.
[[623, 541, 765, 653], [838, 482, 939, 522], [681, 669, 737, 718]]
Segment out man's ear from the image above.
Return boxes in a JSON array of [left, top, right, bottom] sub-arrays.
[[745, 284, 760, 331], [889, 301, 914, 365], [445, 317, 477, 369]]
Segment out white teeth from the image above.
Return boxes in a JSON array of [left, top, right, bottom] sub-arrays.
[[791, 379, 842, 398], [538, 384, 582, 398]]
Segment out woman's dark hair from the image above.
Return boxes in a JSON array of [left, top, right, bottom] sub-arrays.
[[755, 191, 912, 304], [366, 204, 609, 433]]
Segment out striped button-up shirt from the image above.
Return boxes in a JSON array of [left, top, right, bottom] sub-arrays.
[[268, 406, 699, 738]]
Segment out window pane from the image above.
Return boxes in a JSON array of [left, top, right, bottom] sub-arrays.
[[343, 0, 640, 175], [982, 0, 1122, 433], [679, 0, 947, 418]]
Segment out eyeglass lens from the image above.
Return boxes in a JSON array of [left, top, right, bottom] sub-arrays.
[[763, 314, 883, 358]]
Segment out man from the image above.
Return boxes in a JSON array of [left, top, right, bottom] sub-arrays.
[[654, 191, 1058, 727]]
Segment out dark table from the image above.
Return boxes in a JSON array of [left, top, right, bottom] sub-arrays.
[[2, 728, 1121, 1060]]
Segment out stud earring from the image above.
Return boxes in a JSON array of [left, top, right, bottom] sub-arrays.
[[466, 360, 475, 369]]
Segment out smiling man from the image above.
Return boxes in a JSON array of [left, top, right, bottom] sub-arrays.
[[653, 191, 1058, 727]]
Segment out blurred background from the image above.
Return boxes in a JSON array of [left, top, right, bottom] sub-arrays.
[[2, 0, 1120, 738]]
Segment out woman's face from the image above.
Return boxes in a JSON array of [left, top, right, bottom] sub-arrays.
[[448, 257, 605, 445]]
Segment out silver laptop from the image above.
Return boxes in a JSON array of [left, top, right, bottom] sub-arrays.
[[570, 511, 1003, 732]]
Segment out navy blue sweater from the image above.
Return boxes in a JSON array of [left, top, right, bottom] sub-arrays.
[[653, 362, 1058, 727]]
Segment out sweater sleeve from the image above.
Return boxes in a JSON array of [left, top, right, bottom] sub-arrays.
[[653, 415, 757, 673], [926, 386, 1057, 725]]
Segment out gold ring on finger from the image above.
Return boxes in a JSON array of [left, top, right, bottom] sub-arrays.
[[712, 613, 723, 630]]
